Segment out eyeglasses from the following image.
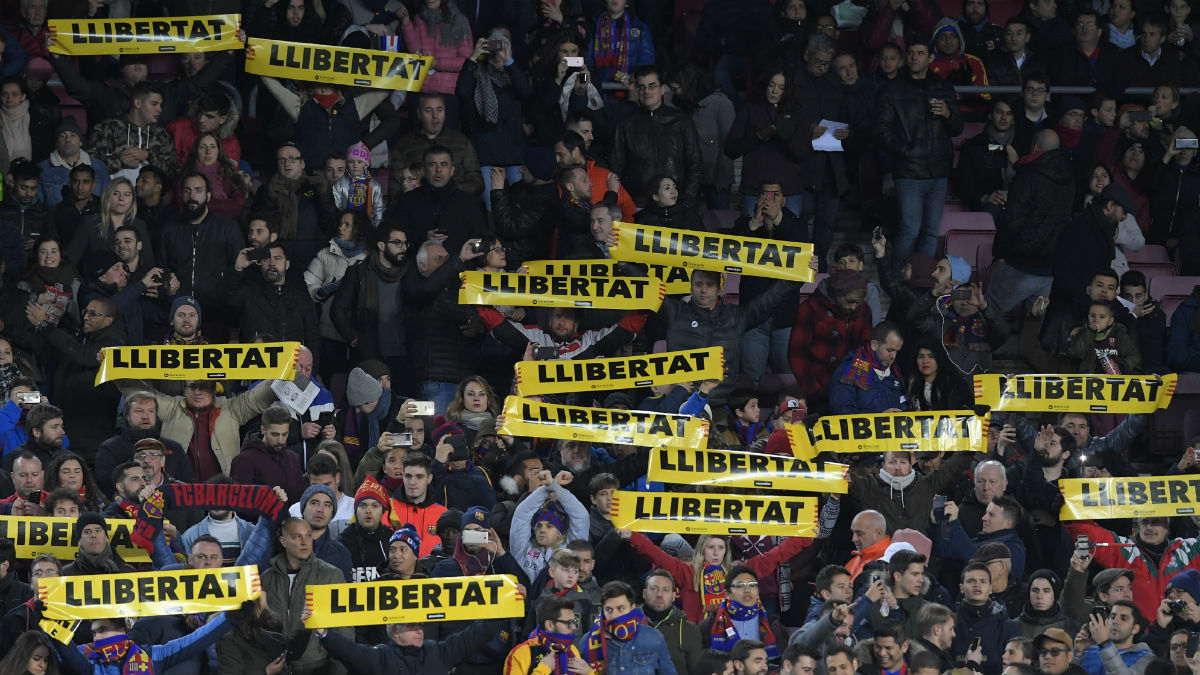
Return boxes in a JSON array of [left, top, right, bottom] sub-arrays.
[[278, 156, 303, 164], [1171, 644, 1189, 651], [489, 246, 507, 253], [554, 618, 580, 628], [809, 58, 832, 70], [133, 452, 165, 461], [388, 239, 409, 247], [730, 582, 759, 589], [635, 82, 661, 91], [84, 310, 110, 318], [1038, 648, 1070, 657], [817, 24, 837, 32], [1076, 20, 1098, 27], [1024, 87, 1048, 95]]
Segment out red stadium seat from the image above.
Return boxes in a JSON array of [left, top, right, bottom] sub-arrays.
[[939, 210, 995, 237], [1150, 275, 1200, 300]]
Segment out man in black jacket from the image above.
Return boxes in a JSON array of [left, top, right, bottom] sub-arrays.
[[0, 160, 49, 259], [1048, 10, 1121, 93], [609, 64, 704, 207], [0, 539, 31, 617], [955, 98, 1017, 219], [984, 18, 1044, 86], [95, 391, 192, 493], [251, 142, 330, 272], [225, 242, 321, 353], [313, 609, 503, 675], [388, 145, 488, 259], [875, 40, 964, 275], [1016, 0, 1071, 57], [985, 130, 1075, 316], [491, 148, 559, 267]]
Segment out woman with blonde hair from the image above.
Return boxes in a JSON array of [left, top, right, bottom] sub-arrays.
[[66, 176, 153, 274]]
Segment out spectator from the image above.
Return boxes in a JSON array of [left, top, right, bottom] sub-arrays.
[[398, 0, 473, 127], [250, 142, 330, 271], [667, 63, 735, 211], [788, 269, 872, 405], [953, 562, 1020, 674], [492, 147, 559, 267], [95, 390, 192, 499], [907, 339, 973, 411], [1169, 284, 1200, 372], [846, 446, 973, 533], [634, 175, 702, 231], [259, 75, 387, 169], [86, 83, 179, 182], [1049, 10, 1120, 91], [929, 19, 992, 102], [937, 496, 1028, 578], [1074, 601, 1154, 675], [1011, 569, 1079, 639], [304, 209, 370, 378], [1, 159, 49, 255], [37, 117, 108, 208], [1106, 0, 1137, 49], [920, 280, 1009, 375], [553, 130, 636, 222], [389, 452, 449, 557], [578, 580, 675, 674], [861, 0, 939, 51], [66, 176, 154, 280], [389, 145, 488, 258], [49, 166, 101, 252], [1119, 271, 1167, 372], [134, 164, 171, 235], [986, 18, 1044, 85], [1036, 628, 1085, 675], [0, 76, 51, 166], [1066, 299, 1141, 374], [956, 99, 1017, 219], [165, 88, 241, 166], [724, 68, 809, 219], [226, 242, 321, 355], [389, 93, 484, 198], [829, 320, 908, 415], [177, 131, 248, 221]]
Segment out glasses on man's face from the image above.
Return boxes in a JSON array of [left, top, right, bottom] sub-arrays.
[[636, 82, 661, 92], [134, 452, 165, 461], [731, 582, 759, 590], [278, 155, 302, 164], [388, 239, 409, 248], [1038, 648, 1070, 657], [555, 618, 580, 628], [810, 58, 832, 70], [84, 310, 110, 318], [1076, 20, 1097, 27], [1024, 87, 1048, 95]]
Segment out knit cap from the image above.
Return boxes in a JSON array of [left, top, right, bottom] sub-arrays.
[[346, 367, 383, 408], [300, 484, 336, 511], [532, 499, 567, 537], [347, 142, 370, 164], [945, 255, 972, 285], [354, 475, 390, 509], [390, 523, 421, 555]]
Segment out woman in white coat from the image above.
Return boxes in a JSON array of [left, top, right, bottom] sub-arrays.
[[305, 210, 370, 380]]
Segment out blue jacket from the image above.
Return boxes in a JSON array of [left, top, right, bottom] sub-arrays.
[[576, 624, 678, 675], [637, 385, 692, 414], [587, 12, 656, 84], [937, 521, 1028, 579], [52, 613, 232, 675], [952, 599, 1019, 675], [313, 528, 354, 582], [1078, 641, 1154, 674], [0, 399, 70, 457], [828, 353, 908, 414], [1169, 287, 1200, 372], [37, 153, 110, 207]]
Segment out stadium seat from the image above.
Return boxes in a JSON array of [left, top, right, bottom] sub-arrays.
[[1125, 244, 1172, 264], [1135, 265, 1175, 295], [1149, 275, 1200, 300], [709, 209, 740, 232], [976, 242, 994, 283], [939, 210, 995, 237], [1163, 295, 1187, 320], [943, 231, 995, 269]]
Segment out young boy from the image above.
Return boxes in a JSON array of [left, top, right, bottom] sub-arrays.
[[331, 141, 383, 226], [1119, 270, 1167, 371], [1067, 300, 1142, 374], [525, 548, 595, 639], [720, 388, 767, 450], [832, 243, 885, 326]]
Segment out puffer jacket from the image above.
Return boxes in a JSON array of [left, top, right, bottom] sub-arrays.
[[846, 452, 973, 533], [155, 210, 244, 310], [116, 379, 278, 475], [993, 149, 1075, 268], [304, 239, 368, 341], [491, 180, 559, 267], [952, 599, 1020, 674], [329, 174, 384, 227], [399, 11, 473, 95], [874, 72, 964, 180], [261, 552, 350, 675], [609, 104, 704, 205], [787, 284, 873, 401]]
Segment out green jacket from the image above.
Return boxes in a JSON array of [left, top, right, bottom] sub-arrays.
[[261, 552, 351, 675]]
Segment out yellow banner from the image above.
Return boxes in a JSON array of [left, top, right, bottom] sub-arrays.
[[648, 447, 848, 493], [515, 347, 723, 396], [458, 271, 664, 311], [973, 374, 1177, 413], [1059, 476, 1200, 520], [38, 565, 260, 621], [49, 15, 242, 55], [786, 413, 988, 461], [497, 396, 708, 449], [95, 341, 299, 384], [304, 574, 523, 628], [521, 259, 694, 294], [610, 221, 814, 282], [610, 490, 817, 536], [0, 516, 149, 562], [245, 37, 432, 91], [39, 617, 80, 645]]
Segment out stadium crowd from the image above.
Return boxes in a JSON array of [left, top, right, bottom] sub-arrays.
[[1, 0, 1200, 673]]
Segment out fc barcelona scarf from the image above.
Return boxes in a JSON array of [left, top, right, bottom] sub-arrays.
[[708, 599, 781, 661], [81, 635, 154, 675], [582, 608, 646, 675], [131, 483, 287, 552]]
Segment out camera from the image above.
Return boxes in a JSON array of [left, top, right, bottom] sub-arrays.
[[533, 346, 559, 360], [471, 240, 487, 254], [152, 267, 171, 285], [1169, 599, 1189, 617], [933, 495, 946, 521]]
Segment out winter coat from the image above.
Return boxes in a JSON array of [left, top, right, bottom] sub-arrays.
[[261, 552, 349, 675], [984, 48, 1045, 86], [955, 131, 1010, 212], [1064, 520, 1200, 619], [634, 202, 703, 231], [305, 239, 368, 342], [1149, 160, 1200, 246], [1117, 46, 1181, 87], [0, 572, 31, 616], [229, 436, 306, 507], [456, 59, 532, 166], [399, 14, 473, 95], [77, 277, 149, 345], [0, 194, 49, 248], [155, 210, 244, 310], [431, 456, 497, 512], [41, 322, 126, 455], [66, 215, 154, 279], [787, 284, 873, 401], [689, 92, 736, 190], [792, 67, 851, 194], [993, 149, 1076, 269], [492, 180, 559, 266], [330, 174, 384, 227], [86, 117, 179, 177], [575, 624, 678, 675], [874, 73, 964, 180], [609, 104, 704, 205], [1169, 286, 1200, 372], [37, 151, 110, 207], [1009, 604, 1080, 639], [828, 350, 908, 415], [1049, 41, 1122, 92], [321, 617, 502, 675], [646, 608, 703, 675], [338, 520, 392, 584], [939, 521, 1028, 578], [312, 529, 353, 581], [919, 302, 1009, 375], [929, 19, 992, 91], [388, 128, 484, 198], [846, 452, 974, 533], [115, 379, 279, 476], [510, 483, 590, 580], [1067, 321, 1142, 374], [96, 419, 192, 492], [407, 272, 483, 385], [390, 494, 449, 558], [388, 183, 489, 258], [250, 174, 330, 270], [725, 99, 811, 197], [1078, 641, 1155, 675], [223, 273, 321, 356], [952, 600, 1021, 674]]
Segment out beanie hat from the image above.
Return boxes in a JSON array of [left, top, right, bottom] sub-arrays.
[[346, 367, 383, 407], [602, 391, 634, 410], [56, 117, 83, 139], [437, 509, 464, 536], [1029, 568, 1063, 598], [77, 511, 107, 533], [945, 255, 972, 285], [891, 528, 932, 558], [532, 499, 568, 537], [347, 142, 371, 164], [390, 522, 421, 555], [764, 428, 792, 457], [299, 484, 337, 511], [354, 475, 390, 509], [462, 505, 490, 530], [170, 296, 202, 322], [91, 249, 123, 280], [1168, 569, 1200, 602], [906, 253, 938, 289], [523, 147, 557, 182], [828, 268, 867, 299], [1056, 95, 1087, 120], [430, 414, 464, 447], [660, 533, 694, 560]]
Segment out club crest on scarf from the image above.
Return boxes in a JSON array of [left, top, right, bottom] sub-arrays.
[[82, 634, 154, 675], [582, 608, 646, 675]]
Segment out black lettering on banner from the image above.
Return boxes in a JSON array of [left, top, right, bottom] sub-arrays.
[[629, 228, 805, 270], [996, 375, 1163, 403], [327, 579, 504, 613]]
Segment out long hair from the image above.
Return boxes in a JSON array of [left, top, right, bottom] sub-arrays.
[[334, 209, 373, 245], [691, 534, 733, 593], [906, 338, 968, 411], [182, 131, 248, 193], [446, 375, 501, 421], [44, 451, 105, 511], [99, 177, 138, 238], [666, 63, 716, 111], [0, 631, 59, 675], [315, 440, 355, 497], [234, 597, 285, 644], [756, 66, 796, 109]]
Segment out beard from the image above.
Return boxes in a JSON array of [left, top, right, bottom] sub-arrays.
[[383, 248, 405, 267], [1037, 451, 1061, 468], [183, 199, 206, 218]]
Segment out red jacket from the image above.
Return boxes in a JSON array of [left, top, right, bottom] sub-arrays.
[[788, 288, 873, 401], [1065, 520, 1200, 619]]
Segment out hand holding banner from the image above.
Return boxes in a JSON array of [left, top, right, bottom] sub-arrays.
[[787, 413, 988, 461], [1059, 476, 1200, 520], [497, 396, 708, 449], [96, 342, 300, 385], [515, 347, 723, 396], [973, 374, 1176, 413], [521, 259, 694, 294], [38, 565, 261, 621], [304, 575, 524, 628], [245, 37, 432, 91], [0, 516, 149, 562], [458, 271, 665, 311], [610, 490, 817, 536], [48, 15, 242, 55], [648, 447, 849, 493], [610, 221, 815, 282]]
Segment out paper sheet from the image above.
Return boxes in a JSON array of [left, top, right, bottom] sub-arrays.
[[813, 119, 848, 152]]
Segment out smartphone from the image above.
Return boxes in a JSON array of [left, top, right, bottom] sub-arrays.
[[390, 432, 413, 447], [970, 637, 981, 652], [462, 529, 490, 545], [26, 489, 43, 503], [471, 240, 487, 254], [952, 286, 972, 301], [317, 411, 334, 427], [533, 346, 559, 360], [565, 56, 585, 68], [485, 39, 504, 52], [410, 400, 435, 417], [447, 434, 470, 461], [1075, 534, 1091, 552], [1178, 138, 1200, 149], [933, 495, 946, 521], [247, 247, 271, 262], [15, 391, 41, 404], [1129, 110, 1152, 123], [1189, 632, 1200, 658]]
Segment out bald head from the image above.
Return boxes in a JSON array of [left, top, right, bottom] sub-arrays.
[[1032, 129, 1060, 152], [851, 510, 887, 552], [974, 460, 1008, 503]]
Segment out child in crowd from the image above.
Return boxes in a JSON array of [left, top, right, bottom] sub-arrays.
[[331, 141, 383, 226]]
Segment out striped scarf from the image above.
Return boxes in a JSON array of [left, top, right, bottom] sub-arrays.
[[82, 635, 154, 675], [593, 11, 630, 78], [708, 599, 780, 660], [582, 608, 645, 675], [938, 297, 990, 352], [533, 627, 576, 674], [839, 343, 900, 391], [348, 172, 375, 220]]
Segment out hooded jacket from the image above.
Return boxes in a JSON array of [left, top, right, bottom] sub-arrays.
[[993, 148, 1076, 269], [930, 19, 991, 88], [304, 238, 368, 342], [86, 116, 180, 176], [847, 452, 974, 533]]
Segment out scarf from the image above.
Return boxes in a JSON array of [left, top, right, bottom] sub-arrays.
[[166, 331, 208, 345], [30, 263, 80, 290], [1090, 329, 1121, 374], [1056, 124, 1082, 148], [382, 475, 404, 493], [362, 387, 392, 451], [728, 417, 764, 446], [839, 344, 899, 391], [533, 627, 577, 674], [582, 608, 645, 675], [82, 634, 154, 675], [363, 252, 405, 314], [313, 91, 339, 109], [452, 536, 496, 576], [74, 545, 124, 574], [347, 171, 375, 218], [939, 297, 990, 352], [116, 499, 140, 518], [336, 237, 365, 259], [455, 410, 493, 431], [701, 563, 727, 613], [132, 483, 287, 552], [266, 173, 303, 239], [195, 161, 229, 202], [708, 600, 780, 660], [1, 99, 31, 163], [545, 579, 579, 597], [593, 11, 631, 78], [878, 467, 917, 508], [474, 63, 511, 125], [419, 5, 470, 47]]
